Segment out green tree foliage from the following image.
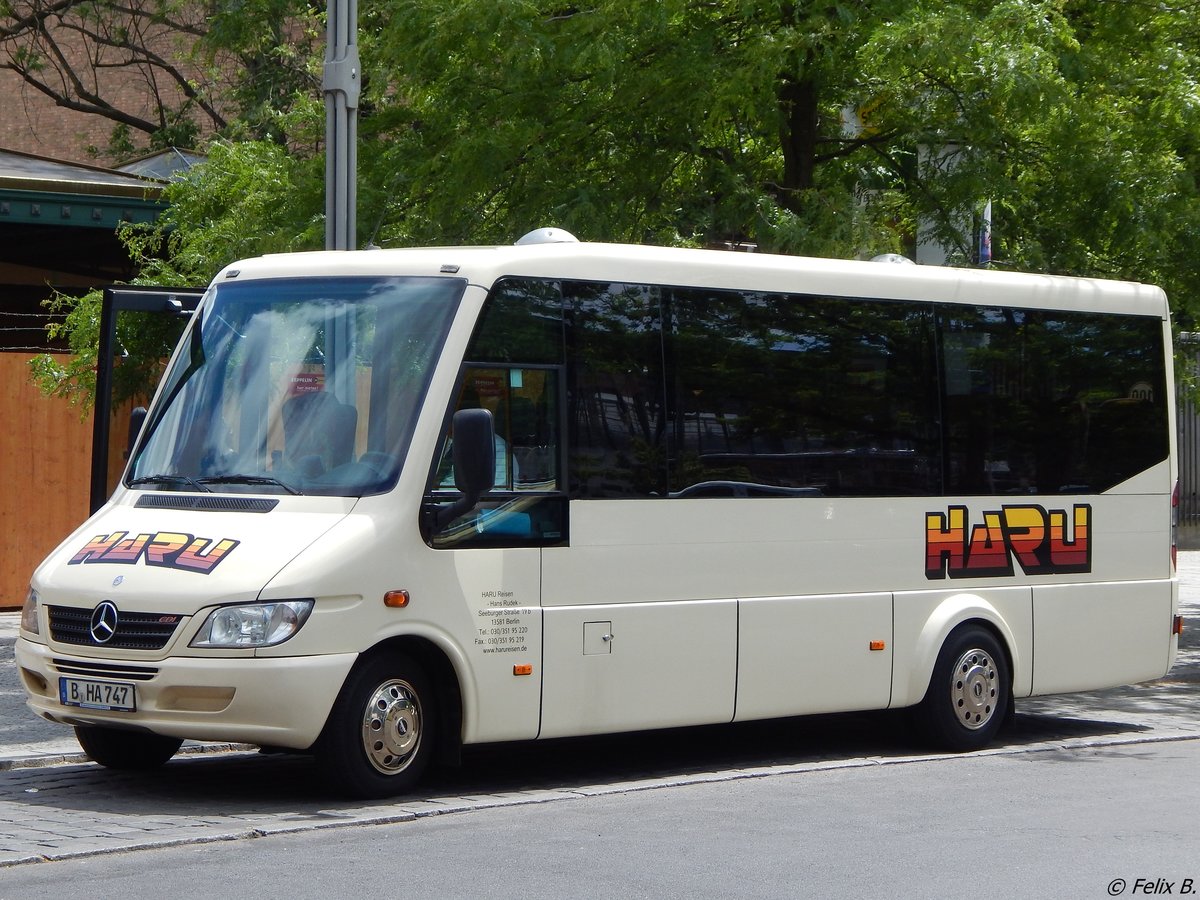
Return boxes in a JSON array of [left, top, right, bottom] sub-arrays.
[[120, 137, 326, 285], [26, 297, 184, 412], [27, 139, 325, 410], [362, 0, 903, 254], [23, 0, 1200, 408], [356, 0, 1200, 323], [859, 0, 1200, 309]]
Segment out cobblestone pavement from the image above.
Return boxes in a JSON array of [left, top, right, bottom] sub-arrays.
[[1, 556, 1196, 869]]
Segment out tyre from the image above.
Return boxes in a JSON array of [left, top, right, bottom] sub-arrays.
[[914, 625, 1011, 752], [315, 652, 435, 799], [74, 725, 183, 769]]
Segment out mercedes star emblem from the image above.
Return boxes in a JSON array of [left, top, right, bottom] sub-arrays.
[[90, 601, 119, 644]]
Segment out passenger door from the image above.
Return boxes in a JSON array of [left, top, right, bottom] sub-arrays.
[[538, 501, 739, 739], [424, 364, 565, 743]]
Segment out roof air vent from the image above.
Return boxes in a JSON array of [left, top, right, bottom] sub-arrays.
[[515, 227, 579, 245]]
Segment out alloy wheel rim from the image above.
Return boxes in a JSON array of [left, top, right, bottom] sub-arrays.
[[950, 647, 998, 730], [361, 678, 422, 774]]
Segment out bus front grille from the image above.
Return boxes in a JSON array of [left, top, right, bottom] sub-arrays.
[[48, 605, 182, 651]]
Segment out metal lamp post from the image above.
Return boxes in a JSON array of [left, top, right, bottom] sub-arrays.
[[323, 0, 359, 250]]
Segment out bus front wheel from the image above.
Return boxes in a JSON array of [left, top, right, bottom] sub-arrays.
[[914, 625, 1011, 752], [316, 652, 435, 799]]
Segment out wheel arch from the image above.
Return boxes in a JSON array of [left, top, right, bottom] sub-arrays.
[[896, 594, 1019, 709], [337, 632, 466, 766]]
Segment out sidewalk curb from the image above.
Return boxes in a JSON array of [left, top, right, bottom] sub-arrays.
[[0, 741, 256, 772]]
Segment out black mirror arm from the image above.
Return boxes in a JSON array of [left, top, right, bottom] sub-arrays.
[[125, 407, 148, 461]]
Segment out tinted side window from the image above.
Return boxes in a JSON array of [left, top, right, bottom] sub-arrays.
[[426, 365, 565, 549], [434, 367, 560, 493], [665, 290, 940, 497], [468, 278, 564, 365], [425, 277, 567, 548], [441, 276, 1168, 508], [564, 281, 668, 498], [941, 308, 1167, 494]]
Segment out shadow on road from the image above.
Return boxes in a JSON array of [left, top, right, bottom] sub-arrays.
[[2, 702, 1151, 821]]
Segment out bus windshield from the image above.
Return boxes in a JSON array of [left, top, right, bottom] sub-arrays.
[[128, 275, 465, 497]]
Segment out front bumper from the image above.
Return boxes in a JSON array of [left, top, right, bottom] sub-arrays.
[[14, 637, 357, 750]]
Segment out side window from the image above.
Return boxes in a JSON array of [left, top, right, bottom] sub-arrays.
[[468, 278, 564, 365], [434, 367, 560, 493], [665, 289, 940, 497], [427, 366, 565, 548], [425, 276, 567, 548], [941, 307, 1167, 494], [943, 308, 1018, 494], [564, 281, 668, 498], [1064, 315, 1168, 489]]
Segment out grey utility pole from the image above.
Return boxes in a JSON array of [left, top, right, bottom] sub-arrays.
[[323, 0, 359, 250]]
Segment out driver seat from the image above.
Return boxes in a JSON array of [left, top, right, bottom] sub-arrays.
[[281, 391, 357, 476]]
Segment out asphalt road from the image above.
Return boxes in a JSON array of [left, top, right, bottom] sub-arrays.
[[1, 734, 1197, 899]]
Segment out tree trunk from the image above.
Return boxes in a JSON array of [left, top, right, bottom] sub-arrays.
[[778, 73, 819, 210]]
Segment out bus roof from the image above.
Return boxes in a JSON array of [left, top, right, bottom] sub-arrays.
[[216, 241, 1169, 319]]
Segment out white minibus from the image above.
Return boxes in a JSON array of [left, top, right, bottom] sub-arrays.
[[16, 232, 1182, 797]]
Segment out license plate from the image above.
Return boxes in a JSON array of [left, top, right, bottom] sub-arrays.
[[59, 677, 136, 712]]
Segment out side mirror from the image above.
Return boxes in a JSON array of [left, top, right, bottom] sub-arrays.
[[452, 408, 496, 498], [125, 407, 148, 461], [430, 408, 495, 530]]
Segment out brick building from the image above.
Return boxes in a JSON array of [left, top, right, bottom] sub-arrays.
[[0, 71, 121, 164], [1, 0, 218, 166]]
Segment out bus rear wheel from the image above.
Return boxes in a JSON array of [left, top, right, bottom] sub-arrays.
[[74, 725, 183, 769], [316, 652, 435, 799], [914, 625, 1011, 752]]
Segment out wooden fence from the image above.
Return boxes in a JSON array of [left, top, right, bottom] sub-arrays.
[[0, 352, 129, 611], [0, 352, 90, 609]]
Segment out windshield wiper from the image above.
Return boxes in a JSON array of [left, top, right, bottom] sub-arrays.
[[196, 474, 303, 495], [128, 474, 212, 493]]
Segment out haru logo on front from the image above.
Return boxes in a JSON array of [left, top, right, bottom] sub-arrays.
[[89, 601, 120, 644]]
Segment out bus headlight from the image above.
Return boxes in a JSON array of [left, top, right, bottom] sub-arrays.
[[21, 587, 40, 636], [190, 600, 314, 648]]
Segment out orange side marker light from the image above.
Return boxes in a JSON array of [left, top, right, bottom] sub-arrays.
[[1174, 616, 1185, 637], [383, 590, 410, 609], [513, 664, 534, 676], [869, 640, 886, 651]]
